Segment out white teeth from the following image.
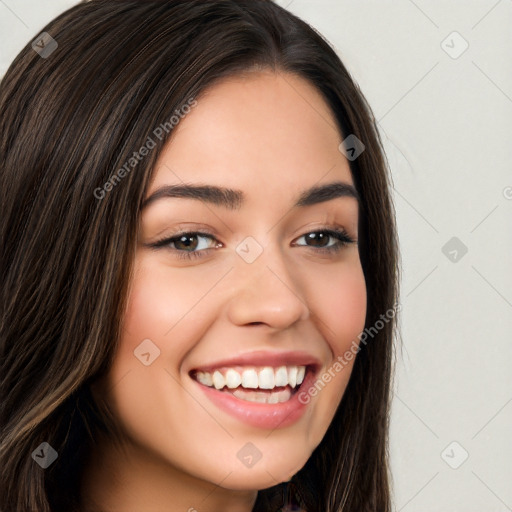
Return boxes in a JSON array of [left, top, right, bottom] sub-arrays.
[[232, 387, 292, 404], [267, 392, 279, 404], [225, 369, 242, 389], [274, 366, 287, 387], [252, 393, 267, 403], [258, 367, 275, 389], [194, 365, 307, 392], [241, 369, 259, 389], [196, 371, 213, 386], [287, 366, 298, 388], [296, 366, 305, 385], [212, 370, 225, 390]]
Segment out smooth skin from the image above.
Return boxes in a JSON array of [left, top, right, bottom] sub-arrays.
[[81, 70, 367, 512]]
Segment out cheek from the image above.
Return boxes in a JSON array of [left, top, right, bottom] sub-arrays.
[[123, 261, 191, 337], [101, 259, 228, 472], [311, 260, 367, 356], [104, 258, 211, 417], [297, 260, 366, 445], [119, 258, 216, 364]]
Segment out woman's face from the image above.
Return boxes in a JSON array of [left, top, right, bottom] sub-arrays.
[[105, 70, 366, 491]]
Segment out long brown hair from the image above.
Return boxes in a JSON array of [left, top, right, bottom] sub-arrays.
[[0, 1, 400, 511]]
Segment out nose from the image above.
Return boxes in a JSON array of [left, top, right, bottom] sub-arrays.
[[225, 243, 310, 329]]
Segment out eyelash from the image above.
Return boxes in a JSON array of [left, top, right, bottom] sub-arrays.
[[149, 227, 356, 261]]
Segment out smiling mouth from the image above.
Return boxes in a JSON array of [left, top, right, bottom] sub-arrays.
[[190, 365, 311, 404]]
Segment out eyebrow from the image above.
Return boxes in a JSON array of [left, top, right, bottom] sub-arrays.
[[140, 180, 360, 210]]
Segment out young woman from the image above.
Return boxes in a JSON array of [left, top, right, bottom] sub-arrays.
[[0, 1, 400, 511]]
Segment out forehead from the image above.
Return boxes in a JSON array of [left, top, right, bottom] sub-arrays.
[[148, 70, 353, 200]]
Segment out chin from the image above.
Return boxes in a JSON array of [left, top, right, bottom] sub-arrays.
[[216, 452, 310, 491]]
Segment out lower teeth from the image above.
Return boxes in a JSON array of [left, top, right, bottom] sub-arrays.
[[227, 387, 292, 404]]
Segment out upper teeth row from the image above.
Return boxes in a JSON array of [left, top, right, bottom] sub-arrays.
[[195, 365, 306, 390]]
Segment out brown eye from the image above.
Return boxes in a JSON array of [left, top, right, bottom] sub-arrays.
[[304, 232, 330, 247], [294, 229, 355, 253], [148, 231, 220, 260], [173, 234, 200, 251]]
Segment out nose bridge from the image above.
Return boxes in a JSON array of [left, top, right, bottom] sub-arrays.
[[225, 235, 310, 328]]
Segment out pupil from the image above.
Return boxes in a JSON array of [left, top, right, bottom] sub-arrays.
[[177, 235, 197, 251], [307, 232, 327, 247]]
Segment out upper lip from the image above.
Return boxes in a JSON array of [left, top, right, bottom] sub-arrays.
[[190, 350, 322, 373]]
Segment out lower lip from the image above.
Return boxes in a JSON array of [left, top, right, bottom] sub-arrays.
[[193, 369, 316, 429]]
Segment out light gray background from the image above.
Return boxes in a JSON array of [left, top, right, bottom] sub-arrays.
[[1, 1, 511, 511]]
